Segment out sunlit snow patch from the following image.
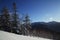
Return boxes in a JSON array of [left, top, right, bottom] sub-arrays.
[[0, 31, 52, 40]]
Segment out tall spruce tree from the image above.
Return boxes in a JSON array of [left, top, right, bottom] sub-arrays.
[[1, 7, 11, 32], [23, 14, 31, 35], [0, 15, 3, 30], [12, 2, 20, 34], [0, 11, 4, 30], [0, 12, 1, 29]]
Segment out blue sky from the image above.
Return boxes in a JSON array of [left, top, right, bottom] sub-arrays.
[[0, 0, 60, 22]]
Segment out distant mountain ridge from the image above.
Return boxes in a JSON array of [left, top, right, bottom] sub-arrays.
[[31, 21, 60, 32]]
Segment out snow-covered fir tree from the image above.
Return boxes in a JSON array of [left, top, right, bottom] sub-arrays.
[[1, 7, 11, 32], [23, 14, 31, 35], [11, 2, 20, 34]]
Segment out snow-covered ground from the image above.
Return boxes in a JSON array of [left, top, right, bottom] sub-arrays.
[[0, 31, 52, 40]]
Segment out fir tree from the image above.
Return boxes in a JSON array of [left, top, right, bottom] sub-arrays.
[[0, 15, 1, 26], [23, 14, 31, 35], [1, 7, 11, 32], [12, 2, 20, 34]]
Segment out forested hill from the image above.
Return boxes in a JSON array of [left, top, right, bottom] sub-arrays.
[[31, 21, 60, 32]]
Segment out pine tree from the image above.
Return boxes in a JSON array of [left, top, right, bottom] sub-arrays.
[[23, 14, 31, 35], [12, 2, 20, 34], [0, 15, 3, 30], [1, 7, 11, 32], [0, 15, 2, 30], [0, 11, 3, 30]]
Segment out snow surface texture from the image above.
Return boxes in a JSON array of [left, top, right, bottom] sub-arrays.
[[0, 31, 52, 40]]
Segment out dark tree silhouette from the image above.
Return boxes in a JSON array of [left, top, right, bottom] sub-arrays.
[[11, 2, 20, 34], [0, 15, 2, 30], [1, 7, 11, 32]]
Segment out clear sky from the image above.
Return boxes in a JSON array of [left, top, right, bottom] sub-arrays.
[[0, 0, 60, 22]]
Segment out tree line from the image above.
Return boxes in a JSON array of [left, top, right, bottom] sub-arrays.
[[0, 2, 31, 35]]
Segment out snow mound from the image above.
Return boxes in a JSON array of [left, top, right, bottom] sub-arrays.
[[0, 31, 52, 40]]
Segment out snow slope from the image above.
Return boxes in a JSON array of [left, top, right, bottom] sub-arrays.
[[0, 31, 52, 40]]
